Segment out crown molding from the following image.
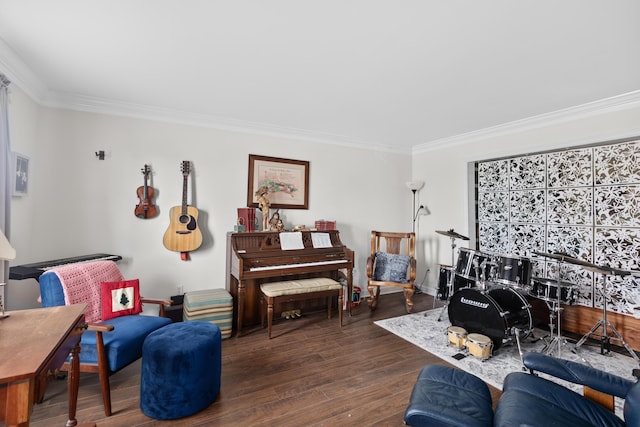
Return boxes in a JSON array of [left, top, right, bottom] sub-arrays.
[[2, 36, 637, 156], [0, 38, 408, 154], [0, 37, 48, 103], [42, 91, 410, 154], [413, 90, 640, 154]]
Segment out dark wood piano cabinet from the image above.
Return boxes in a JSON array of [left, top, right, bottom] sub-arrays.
[[226, 230, 354, 336]]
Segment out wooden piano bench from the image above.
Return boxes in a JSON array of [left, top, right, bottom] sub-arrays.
[[260, 277, 343, 338]]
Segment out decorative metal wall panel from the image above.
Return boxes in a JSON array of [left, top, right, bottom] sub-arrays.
[[547, 225, 594, 305], [594, 185, 640, 227], [478, 223, 509, 254], [476, 139, 640, 318], [478, 191, 509, 222], [509, 223, 545, 256], [509, 155, 546, 190], [478, 160, 509, 191], [547, 188, 593, 225], [594, 141, 640, 185], [509, 223, 545, 278], [510, 190, 546, 223], [547, 148, 592, 188]]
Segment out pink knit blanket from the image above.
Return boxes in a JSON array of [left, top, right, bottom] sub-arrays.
[[53, 260, 124, 323]]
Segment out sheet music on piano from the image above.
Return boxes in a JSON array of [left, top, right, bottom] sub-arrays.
[[279, 232, 304, 250], [311, 232, 332, 248]]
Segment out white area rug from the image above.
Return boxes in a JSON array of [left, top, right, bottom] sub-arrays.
[[376, 308, 638, 415]]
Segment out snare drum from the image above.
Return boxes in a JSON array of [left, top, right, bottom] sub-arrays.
[[530, 277, 576, 305], [447, 326, 467, 349], [465, 333, 493, 360]]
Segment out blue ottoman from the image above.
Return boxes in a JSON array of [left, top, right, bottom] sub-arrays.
[[404, 365, 493, 427], [140, 321, 222, 420]]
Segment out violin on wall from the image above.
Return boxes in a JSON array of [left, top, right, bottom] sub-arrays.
[[135, 164, 157, 219]]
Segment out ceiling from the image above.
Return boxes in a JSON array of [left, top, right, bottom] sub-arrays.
[[1, 1, 639, 153]]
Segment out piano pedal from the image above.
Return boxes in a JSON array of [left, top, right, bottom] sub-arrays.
[[281, 309, 302, 320]]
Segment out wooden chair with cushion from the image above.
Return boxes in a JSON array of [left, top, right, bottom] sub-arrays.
[[39, 260, 172, 416], [366, 231, 416, 313]]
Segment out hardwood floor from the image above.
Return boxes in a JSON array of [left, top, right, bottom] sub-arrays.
[[30, 292, 500, 426]]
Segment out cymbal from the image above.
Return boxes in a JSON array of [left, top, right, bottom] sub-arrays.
[[584, 265, 633, 277], [532, 251, 597, 268], [436, 229, 469, 241]]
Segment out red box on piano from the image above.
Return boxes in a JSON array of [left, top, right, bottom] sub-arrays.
[[314, 220, 336, 231], [237, 208, 256, 232]]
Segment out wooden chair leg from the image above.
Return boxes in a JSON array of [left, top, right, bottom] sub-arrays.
[[327, 296, 332, 319], [95, 332, 112, 416], [368, 285, 380, 311], [403, 287, 414, 313], [267, 298, 274, 339], [260, 293, 265, 328], [338, 293, 343, 328]]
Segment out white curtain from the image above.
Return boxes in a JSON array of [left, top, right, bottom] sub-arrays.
[[0, 74, 11, 284]]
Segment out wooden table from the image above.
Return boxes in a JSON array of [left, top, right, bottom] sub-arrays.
[[0, 304, 87, 427]]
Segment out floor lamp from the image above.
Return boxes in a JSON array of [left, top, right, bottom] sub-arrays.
[[406, 181, 426, 293], [406, 181, 425, 233], [0, 228, 16, 318]]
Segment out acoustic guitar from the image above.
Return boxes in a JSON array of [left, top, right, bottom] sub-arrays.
[[162, 161, 203, 254], [134, 164, 157, 219]]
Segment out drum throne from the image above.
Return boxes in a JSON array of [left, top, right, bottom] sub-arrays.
[[366, 231, 416, 313]]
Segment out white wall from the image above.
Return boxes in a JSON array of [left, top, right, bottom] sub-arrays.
[[6, 86, 413, 309], [8, 84, 640, 311], [412, 105, 640, 296]]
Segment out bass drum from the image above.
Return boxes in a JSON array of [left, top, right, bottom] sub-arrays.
[[448, 287, 532, 350]]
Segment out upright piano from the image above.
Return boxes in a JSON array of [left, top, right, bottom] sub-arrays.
[[226, 230, 354, 336]]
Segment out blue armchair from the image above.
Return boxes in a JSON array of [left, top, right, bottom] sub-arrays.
[[405, 352, 639, 426], [39, 261, 171, 416]]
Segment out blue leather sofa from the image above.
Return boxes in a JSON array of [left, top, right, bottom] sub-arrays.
[[405, 352, 639, 427]]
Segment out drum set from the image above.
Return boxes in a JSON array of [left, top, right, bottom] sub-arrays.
[[434, 229, 640, 365], [434, 229, 538, 361]]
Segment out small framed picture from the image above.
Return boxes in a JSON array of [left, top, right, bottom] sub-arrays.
[[11, 152, 29, 196]]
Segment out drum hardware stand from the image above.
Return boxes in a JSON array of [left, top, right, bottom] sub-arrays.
[[434, 235, 457, 321], [575, 267, 640, 365], [510, 326, 527, 370], [531, 251, 592, 359], [475, 258, 487, 290], [540, 260, 575, 358], [434, 231, 465, 320]]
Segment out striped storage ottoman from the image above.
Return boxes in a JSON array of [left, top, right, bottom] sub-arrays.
[[183, 289, 233, 339]]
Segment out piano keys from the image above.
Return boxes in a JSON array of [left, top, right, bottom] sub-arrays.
[[226, 230, 354, 336], [9, 253, 122, 280]]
